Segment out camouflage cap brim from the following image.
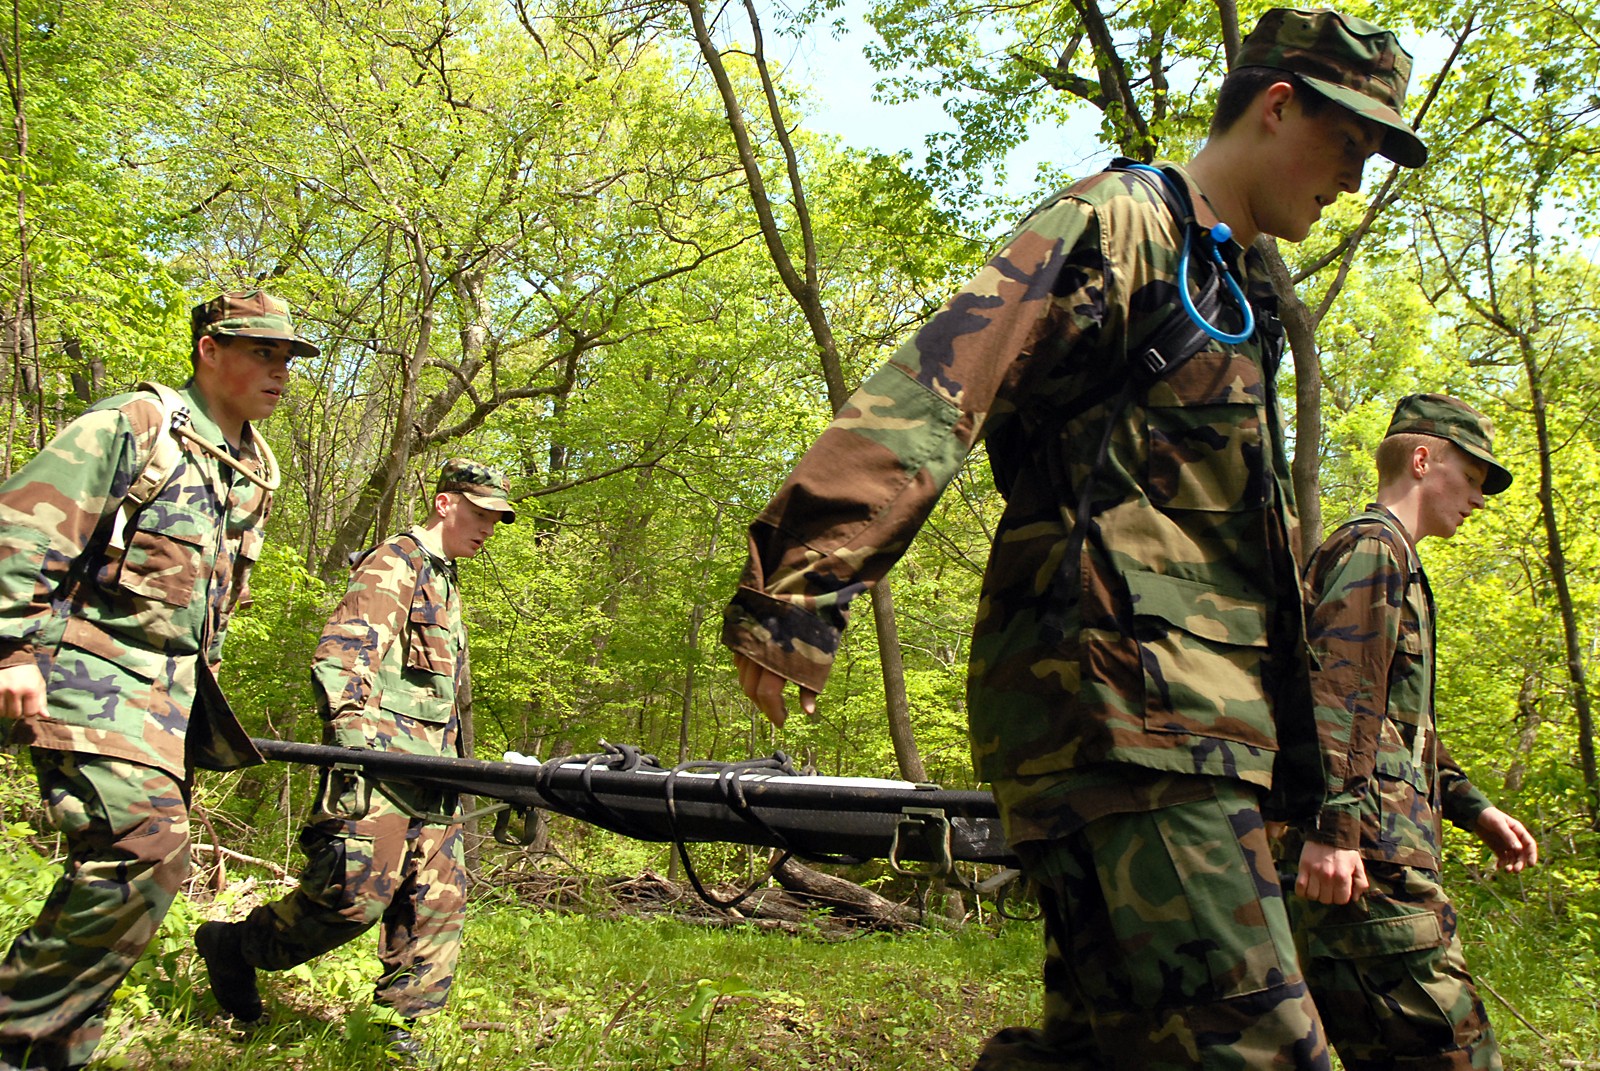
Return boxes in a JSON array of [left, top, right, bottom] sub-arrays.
[[1299, 76, 1427, 167], [1458, 443, 1512, 495], [195, 290, 321, 358], [460, 490, 516, 523], [214, 326, 321, 360], [437, 457, 515, 520]]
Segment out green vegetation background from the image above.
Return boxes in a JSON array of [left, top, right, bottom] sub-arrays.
[[3, 0, 1600, 1066]]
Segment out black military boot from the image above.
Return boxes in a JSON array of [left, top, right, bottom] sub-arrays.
[[380, 1023, 440, 1070], [194, 921, 263, 1022]]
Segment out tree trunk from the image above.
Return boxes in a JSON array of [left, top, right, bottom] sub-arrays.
[[1259, 241, 1324, 556], [1521, 336, 1599, 823], [1504, 670, 1541, 794], [871, 583, 927, 782], [1, 16, 35, 472], [671, 501, 727, 881], [686, 0, 924, 778], [770, 856, 920, 929]]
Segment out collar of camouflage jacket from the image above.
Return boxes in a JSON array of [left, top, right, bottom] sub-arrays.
[[1364, 501, 1419, 553], [1152, 160, 1249, 271], [407, 523, 452, 569]]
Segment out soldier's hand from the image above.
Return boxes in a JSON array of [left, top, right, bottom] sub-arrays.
[[1475, 806, 1538, 873], [0, 662, 46, 721], [1296, 841, 1368, 905], [733, 652, 816, 729]]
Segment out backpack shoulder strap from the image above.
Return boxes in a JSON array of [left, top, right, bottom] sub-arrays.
[[348, 531, 432, 592], [988, 164, 1223, 500], [129, 381, 188, 505], [107, 383, 187, 552], [1332, 509, 1419, 574], [108, 380, 284, 551], [1314, 509, 1429, 635], [391, 531, 432, 588], [1102, 160, 1228, 386], [139, 379, 282, 496]]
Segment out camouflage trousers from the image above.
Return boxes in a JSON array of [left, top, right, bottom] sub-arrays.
[[0, 749, 189, 1070], [235, 779, 466, 1019], [974, 778, 1329, 1071], [1285, 861, 1500, 1071]]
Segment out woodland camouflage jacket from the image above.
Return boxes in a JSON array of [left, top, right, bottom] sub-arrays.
[[723, 165, 1314, 799], [1300, 505, 1492, 869], [314, 526, 466, 761], [0, 382, 271, 779]]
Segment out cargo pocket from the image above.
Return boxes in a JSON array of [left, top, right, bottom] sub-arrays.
[[1124, 569, 1275, 750], [1303, 906, 1444, 960], [1300, 903, 1459, 1054], [46, 620, 166, 741], [296, 824, 359, 912], [380, 678, 453, 725], [1142, 351, 1269, 513]]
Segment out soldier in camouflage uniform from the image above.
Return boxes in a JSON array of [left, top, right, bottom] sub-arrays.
[[195, 459, 512, 1066], [1283, 394, 1537, 1071], [0, 290, 313, 1071], [724, 9, 1427, 1070]]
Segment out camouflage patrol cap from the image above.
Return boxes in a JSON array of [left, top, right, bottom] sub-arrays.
[[437, 458, 516, 522], [1236, 8, 1427, 168], [191, 290, 320, 359], [1386, 393, 1511, 494]]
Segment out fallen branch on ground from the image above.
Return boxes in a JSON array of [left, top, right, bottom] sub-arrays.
[[191, 842, 291, 879]]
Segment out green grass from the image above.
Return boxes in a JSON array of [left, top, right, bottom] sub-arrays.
[[94, 895, 1041, 1070], [1449, 867, 1600, 1071], [73, 868, 1597, 1071]]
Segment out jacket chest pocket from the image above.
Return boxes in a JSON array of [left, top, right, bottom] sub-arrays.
[[1142, 352, 1269, 513], [1373, 749, 1434, 853], [226, 526, 264, 612], [382, 603, 456, 725], [405, 601, 455, 676], [116, 503, 217, 607], [1385, 625, 1430, 737]]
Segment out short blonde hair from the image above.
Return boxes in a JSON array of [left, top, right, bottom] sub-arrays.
[[1376, 432, 1456, 488]]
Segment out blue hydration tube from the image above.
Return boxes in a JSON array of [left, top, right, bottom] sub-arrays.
[[1126, 164, 1255, 346]]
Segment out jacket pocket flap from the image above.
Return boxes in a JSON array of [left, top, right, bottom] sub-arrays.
[[1305, 909, 1444, 960], [1124, 570, 1269, 648]]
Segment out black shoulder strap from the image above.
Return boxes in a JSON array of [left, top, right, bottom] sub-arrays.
[[1030, 162, 1250, 639], [988, 161, 1227, 503], [1104, 159, 1231, 386]]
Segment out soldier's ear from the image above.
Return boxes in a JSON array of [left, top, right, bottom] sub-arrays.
[[433, 491, 454, 519], [1411, 444, 1431, 479], [1260, 81, 1297, 136]]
